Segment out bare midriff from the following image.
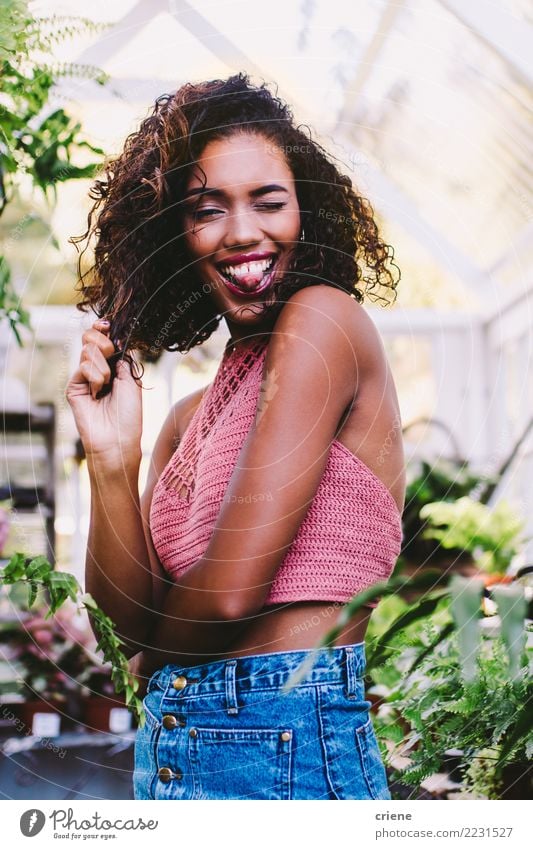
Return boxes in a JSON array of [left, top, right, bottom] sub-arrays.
[[221, 600, 372, 659]]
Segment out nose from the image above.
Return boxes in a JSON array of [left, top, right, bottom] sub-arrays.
[[223, 206, 264, 249]]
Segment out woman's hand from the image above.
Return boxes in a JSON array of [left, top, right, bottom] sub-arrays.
[[66, 320, 143, 470]]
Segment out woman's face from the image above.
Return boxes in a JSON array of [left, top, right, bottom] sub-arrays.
[[182, 132, 301, 339]]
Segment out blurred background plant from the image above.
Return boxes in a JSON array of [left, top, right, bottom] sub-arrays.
[[372, 603, 532, 800], [398, 457, 488, 572], [420, 496, 528, 577], [0, 0, 108, 343], [0, 601, 90, 704], [397, 420, 533, 583], [364, 574, 532, 800], [0, 553, 143, 724]]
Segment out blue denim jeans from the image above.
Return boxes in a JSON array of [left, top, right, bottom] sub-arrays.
[[133, 643, 391, 800]]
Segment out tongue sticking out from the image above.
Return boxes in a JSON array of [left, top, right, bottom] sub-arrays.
[[230, 270, 266, 291], [238, 271, 264, 287]]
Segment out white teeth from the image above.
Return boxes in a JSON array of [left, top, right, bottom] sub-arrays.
[[220, 257, 275, 278]]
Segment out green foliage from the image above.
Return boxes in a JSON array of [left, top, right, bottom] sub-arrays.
[[0, 253, 31, 344], [0, 0, 108, 343], [420, 496, 527, 574], [400, 459, 488, 566], [0, 552, 145, 726], [373, 628, 532, 795]]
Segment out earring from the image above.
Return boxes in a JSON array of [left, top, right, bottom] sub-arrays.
[[299, 228, 306, 242]]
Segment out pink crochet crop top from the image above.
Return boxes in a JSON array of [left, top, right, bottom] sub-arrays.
[[149, 337, 403, 607]]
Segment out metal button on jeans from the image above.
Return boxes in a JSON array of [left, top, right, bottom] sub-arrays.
[[158, 766, 183, 782], [162, 715, 178, 730], [280, 731, 292, 742], [172, 675, 188, 690], [158, 767, 173, 783], [189, 727, 198, 738]]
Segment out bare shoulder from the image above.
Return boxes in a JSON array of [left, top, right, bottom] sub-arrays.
[[273, 284, 389, 389], [281, 285, 405, 513]]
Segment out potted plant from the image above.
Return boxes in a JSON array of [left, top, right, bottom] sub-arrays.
[[398, 415, 533, 582], [373, 629, 532, 799], [364, 573, 532, 800]]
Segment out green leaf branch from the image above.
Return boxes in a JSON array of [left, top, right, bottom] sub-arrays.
[[0, 552, 145, 726]]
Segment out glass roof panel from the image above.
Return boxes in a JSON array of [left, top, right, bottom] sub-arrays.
[[28, 0, 533, 303], [335, 0, 533, 276]]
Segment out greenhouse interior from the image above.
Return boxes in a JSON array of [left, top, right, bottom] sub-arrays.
[[0, 0, 532, 803]]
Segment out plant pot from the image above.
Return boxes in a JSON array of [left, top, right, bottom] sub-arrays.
[[81, 694, 133, 733]]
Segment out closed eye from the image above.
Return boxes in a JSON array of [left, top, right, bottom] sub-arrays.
[[193, 208, 223, 219], [256, 202, 287, 210], [192, 202, 286, 220]]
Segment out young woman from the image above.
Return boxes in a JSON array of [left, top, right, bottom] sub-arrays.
[[66, 73, 405, 800]]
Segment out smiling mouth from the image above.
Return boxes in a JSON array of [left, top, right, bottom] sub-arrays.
[[216, 255, 279, 297]]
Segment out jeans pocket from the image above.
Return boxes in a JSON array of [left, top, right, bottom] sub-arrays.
[[317, 684, 390, 800], [354, 718, 391, 800], [188, 725, 294, 800], [133, 701, 162, 800]]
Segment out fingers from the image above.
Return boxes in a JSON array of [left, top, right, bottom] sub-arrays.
[[79, 320, 117, 400], [81, 322, 116, 359], [65, 366, 92, 402], [80, 360, 110, 400]]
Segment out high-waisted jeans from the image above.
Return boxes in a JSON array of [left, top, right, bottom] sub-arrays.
[[133, 643, 391, 800]]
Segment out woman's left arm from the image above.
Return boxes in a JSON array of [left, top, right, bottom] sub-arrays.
[[138, 286, 385, 677]]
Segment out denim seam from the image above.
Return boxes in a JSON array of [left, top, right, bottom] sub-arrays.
[[158, 681, 350, 703], [149, 722, 162, 800], [314, 686, 338, 800], [284, 735, 293, 801], [355, 719, 380, 800]]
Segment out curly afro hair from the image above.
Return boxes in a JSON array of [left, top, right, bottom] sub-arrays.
[[72, 72, 400, 355]]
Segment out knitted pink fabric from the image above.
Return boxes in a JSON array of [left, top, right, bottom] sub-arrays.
[[150, 337, 403, 607]]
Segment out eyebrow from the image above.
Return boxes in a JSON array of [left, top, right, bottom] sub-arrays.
[[183, 184, 289, 199]]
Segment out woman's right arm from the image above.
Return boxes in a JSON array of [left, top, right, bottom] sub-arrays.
[[66, 320, 211, 656], [66, 320, 153, 655]]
